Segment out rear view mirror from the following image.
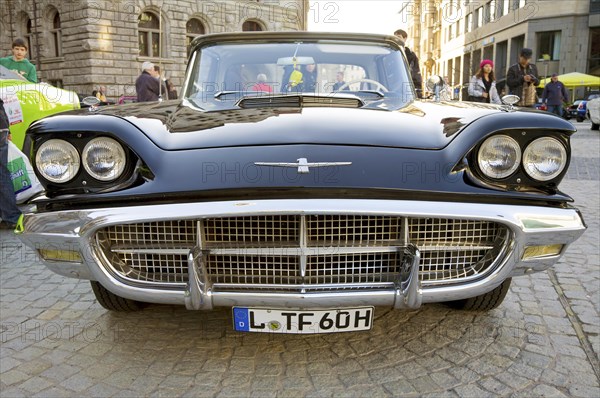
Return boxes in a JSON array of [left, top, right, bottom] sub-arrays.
[[276, 56, 315, 66]]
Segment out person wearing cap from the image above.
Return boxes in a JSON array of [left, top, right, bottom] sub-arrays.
[[541, 73, 569, 117], [135, 61, 161, 102], [506, 48, 539, 107], [468, 59, 501, 104], [0, 38, 37, 83]]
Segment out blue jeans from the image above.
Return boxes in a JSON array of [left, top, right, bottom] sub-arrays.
[[547, 105, 563, 116], [0, 130, 21, 224]]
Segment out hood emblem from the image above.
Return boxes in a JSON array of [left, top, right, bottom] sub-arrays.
[[255, 158, 352, 174]]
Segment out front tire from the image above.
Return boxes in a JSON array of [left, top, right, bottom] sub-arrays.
[[446, 278, 511, 311], [592, 122, 599, 130], [91, 281, 147, 311]]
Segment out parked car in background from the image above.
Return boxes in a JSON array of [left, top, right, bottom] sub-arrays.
[[566, 100, 586, 122], [0, 65, 79, 150], [17, 32, 586, 334], [587, 97, 600, 130], [534, 99, 547, 111], [570, 91, 600, 123]]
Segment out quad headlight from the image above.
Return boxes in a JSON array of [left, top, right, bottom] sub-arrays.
[[35, 139, 80, 183], [477, 135, 521, 179], [82, 137, 126, 181], [523, 137, 567, 181]]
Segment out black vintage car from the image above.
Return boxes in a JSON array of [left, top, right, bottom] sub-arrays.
[[18, 32, 585, 334]]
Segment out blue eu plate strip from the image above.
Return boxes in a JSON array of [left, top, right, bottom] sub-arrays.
[[233, 308, 250, 332]]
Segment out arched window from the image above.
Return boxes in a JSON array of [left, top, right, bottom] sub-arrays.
[[186, 18, 205, 56], [23, 15, 33, 59], [49, 10, 62, 57], [138, 11, 161, 57], [242, 20, 263, 31]]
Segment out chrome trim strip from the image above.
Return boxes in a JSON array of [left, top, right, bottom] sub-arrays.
[[212, 282, 394, 290], [109, 245, 494, 256]]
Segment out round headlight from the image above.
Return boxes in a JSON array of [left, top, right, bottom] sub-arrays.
[[523, 137, 567, 181], [35, 139, 80, 183], [82, 137, 126, 181], [477, 135, 521, 179]]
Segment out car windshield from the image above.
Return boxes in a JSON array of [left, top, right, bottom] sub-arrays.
[[0, 65, 28, 81], [183, 39, 412, 109]]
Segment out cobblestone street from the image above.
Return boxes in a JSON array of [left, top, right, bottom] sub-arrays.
[[1, 122, 598, 397]]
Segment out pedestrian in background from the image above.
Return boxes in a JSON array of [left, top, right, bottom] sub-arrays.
[[394, 29, 423, 98], [0, 38, 37, 83], [332, 71, 348, 91], [541, 73, 569, 117], [0, 99, 22, 229], [135, 61, 160, 102], [95, 85, 107, 103], [506, 48, 539, 107], [468, 59, 501, 104]]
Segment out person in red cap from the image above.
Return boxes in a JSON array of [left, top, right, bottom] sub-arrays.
[[541, 73, 569, 117], [468, 59, 501, 104]]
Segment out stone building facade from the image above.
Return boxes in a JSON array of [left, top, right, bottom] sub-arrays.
[[0, 0, 308, 100], [401, 0, 599, 100]]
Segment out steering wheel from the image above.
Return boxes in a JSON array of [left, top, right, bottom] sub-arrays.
[[336, 78, 389, 93]]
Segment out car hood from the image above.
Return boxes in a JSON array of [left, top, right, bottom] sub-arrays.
[[94, 99, 506, 150]]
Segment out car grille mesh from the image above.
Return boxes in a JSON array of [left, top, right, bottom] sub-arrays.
[[96, 215, 510, 289]]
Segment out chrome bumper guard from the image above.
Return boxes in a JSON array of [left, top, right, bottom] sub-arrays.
[[184, 244, 422, 310]]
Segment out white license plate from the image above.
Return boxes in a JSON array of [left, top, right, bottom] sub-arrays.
[[232, 307, 374, 334]]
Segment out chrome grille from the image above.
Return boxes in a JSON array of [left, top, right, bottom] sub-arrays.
[[95, 215, 510, 289], [204, 216, 299, 247], [206, 255, 300, 285], [306, 215, 402, 246], [306, 253, 401, 284]]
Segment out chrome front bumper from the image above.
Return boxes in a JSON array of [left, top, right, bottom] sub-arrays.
[[18, 199, 586, 309]]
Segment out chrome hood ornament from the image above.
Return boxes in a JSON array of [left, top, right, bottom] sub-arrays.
[[255, 158, 352, 174]]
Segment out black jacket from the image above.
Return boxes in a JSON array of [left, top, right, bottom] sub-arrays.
[[506, 62, 539, 97], [0, 99, 9, 130], [405, 47, 422, 96], [136, 71, 160, 102]]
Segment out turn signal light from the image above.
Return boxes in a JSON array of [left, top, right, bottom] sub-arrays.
[[522, 244, 563, 260]]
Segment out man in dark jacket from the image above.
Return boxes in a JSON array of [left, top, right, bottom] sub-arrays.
[[506, 48, 539, 107], [136, 61, 161, 102], [394, 29, 423, 98], [541, 74, 569, 116], [0, 99, 22, 229]]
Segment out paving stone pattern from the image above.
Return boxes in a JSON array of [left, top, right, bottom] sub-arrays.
[[1, 122, 598, 397]]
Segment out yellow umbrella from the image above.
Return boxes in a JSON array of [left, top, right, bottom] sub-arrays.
[[539, 72, 600, 88]]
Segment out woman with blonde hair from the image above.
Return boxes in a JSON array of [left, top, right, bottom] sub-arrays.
[[468, 59, 501, 104]]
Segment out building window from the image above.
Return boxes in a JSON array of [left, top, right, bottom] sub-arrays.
[[538, 31, 561, 60], [49, 10, 62, 57], [496, 0, 509, 17], [485, 1, 493, 23], [242, 20, 263, 31], [48, 79, 63, 88], [22, 15, 33, 60], [138, 11, 161, 57], [186, 18, 206, 56], [465, 14, 472, 33]]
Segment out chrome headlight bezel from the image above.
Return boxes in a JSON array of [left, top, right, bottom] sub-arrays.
[[522, 137, 568, 181], [35, 139, 81, 183], [81, 137, 127, 182], [477, 135, 522, 180]]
